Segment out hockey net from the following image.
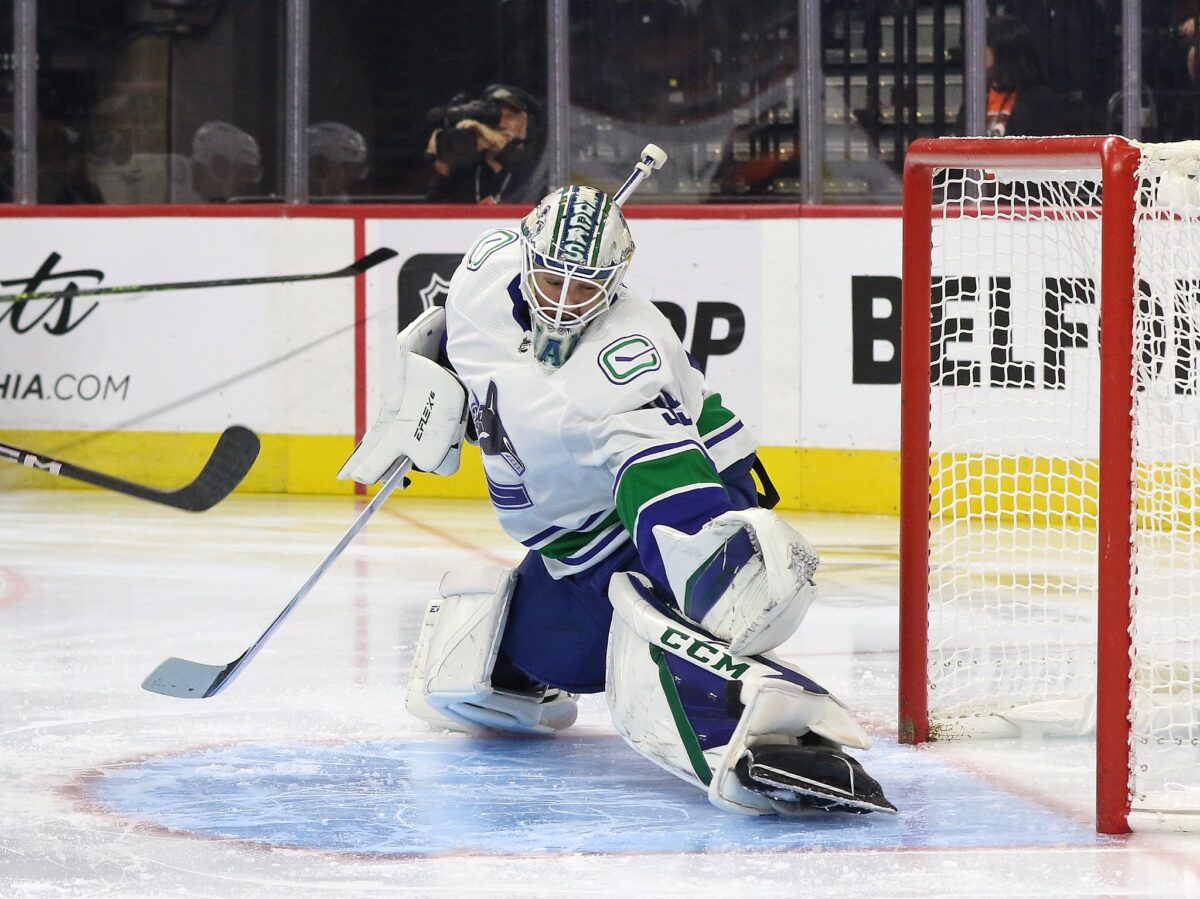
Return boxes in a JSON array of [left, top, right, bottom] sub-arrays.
[[899, 137, 1200, 834]]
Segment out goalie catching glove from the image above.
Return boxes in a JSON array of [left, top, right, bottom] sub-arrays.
[[653, 508, 820, 656], [339, 306, 469, 484]]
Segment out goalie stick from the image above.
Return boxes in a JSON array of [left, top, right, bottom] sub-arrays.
[[0, 247, 398, 304], [0, 425, 260, 512], [142, 457, 412, 698], [142, 144, 668, 698]]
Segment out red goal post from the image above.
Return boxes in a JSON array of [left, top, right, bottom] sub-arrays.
[[899, 136, 1200, 835]]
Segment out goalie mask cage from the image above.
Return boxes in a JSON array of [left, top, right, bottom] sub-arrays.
[[899, 136, 1200, 835]]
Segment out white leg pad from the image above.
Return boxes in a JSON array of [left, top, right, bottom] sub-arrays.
[[606, 571, 870, 815], [405, 565, 577, 735]]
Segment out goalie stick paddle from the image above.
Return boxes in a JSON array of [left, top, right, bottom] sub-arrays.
[[142, 457, 412, 698], [0, 247, 398, 304], [612, 143, 668, 207], [0, 425, 260, 512]]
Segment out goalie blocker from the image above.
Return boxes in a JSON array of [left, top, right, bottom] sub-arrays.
[[339, 305, 468, 484]]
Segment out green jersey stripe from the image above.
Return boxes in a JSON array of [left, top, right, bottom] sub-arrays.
[[697, 392, 737, 437], [538, 510, 623, 559], [615, 447, 724, 532]]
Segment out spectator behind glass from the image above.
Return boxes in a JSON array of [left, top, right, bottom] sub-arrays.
[[425, 84, 547, 204], [980, 15, 1065, 137], [308, 122, 369, 199], [181, 121, 264, 202], [40, 125, 104, 204], [1181, 15, 1200, 84]]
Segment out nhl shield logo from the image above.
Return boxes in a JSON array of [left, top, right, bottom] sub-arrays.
[[418, 273, 452, 310], [395, 253, 462, 332]]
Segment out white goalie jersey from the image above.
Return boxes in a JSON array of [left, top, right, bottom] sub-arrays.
[[443, 227, 758, 579]]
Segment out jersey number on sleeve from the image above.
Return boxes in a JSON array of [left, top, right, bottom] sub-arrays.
[[653, 390, 693, 427]]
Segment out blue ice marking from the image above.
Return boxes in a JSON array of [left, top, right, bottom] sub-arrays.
[[86, 736, 1109, 857]]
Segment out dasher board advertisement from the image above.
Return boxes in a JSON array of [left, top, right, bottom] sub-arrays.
[[0, 216, 356, 434]]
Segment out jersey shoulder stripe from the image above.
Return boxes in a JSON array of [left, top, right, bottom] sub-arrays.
[[697, 392, 736, 436], [614, 442, 722, 533], [702, 418, 744, 451]]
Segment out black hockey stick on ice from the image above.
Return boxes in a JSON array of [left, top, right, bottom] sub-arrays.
[[0, 248, 398, 304], [142, 457, 411, 698], [0, 426, 260, 512]]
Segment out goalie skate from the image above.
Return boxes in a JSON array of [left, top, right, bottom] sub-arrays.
[[734, 744, 897, 815]]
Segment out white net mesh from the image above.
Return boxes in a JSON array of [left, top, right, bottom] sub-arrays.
[[926, 166, 1103, 736], [1130, 143, 1200, 814], [922, 144, 1200, 818]]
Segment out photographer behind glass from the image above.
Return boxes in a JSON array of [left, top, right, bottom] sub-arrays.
[[424, 84, 546, 204]]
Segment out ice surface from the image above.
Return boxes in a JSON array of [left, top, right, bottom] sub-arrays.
[[1, 489, 1197, 897]]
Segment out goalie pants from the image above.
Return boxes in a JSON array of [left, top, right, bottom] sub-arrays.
[[497, 454, 761, 694]]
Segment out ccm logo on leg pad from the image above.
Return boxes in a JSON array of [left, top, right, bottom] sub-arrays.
[[660, 627, 750, 679]]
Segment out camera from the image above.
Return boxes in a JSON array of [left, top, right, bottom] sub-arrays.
[[427, 94, 504, 170], [429, 96, 503, 130]]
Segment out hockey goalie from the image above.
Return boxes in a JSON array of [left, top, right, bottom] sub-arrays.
[[339, 153, 895, 817]]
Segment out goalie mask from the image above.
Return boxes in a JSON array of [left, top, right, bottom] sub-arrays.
[[519, 185, 635, 370]]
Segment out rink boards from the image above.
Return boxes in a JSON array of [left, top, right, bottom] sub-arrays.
[[0, 205, 904, 512]]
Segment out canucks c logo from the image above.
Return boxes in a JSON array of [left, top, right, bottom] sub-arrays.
[[599, 335, 661, 384]]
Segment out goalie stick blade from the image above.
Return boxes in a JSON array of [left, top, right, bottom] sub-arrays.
[[142, 656, 239, 699]]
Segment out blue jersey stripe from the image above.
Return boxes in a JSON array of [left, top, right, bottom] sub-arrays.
[[702, 419, 744, 450], [555, 522, 627, 567], [522, 507, 613, 549], [613, 439, 712, 497]]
